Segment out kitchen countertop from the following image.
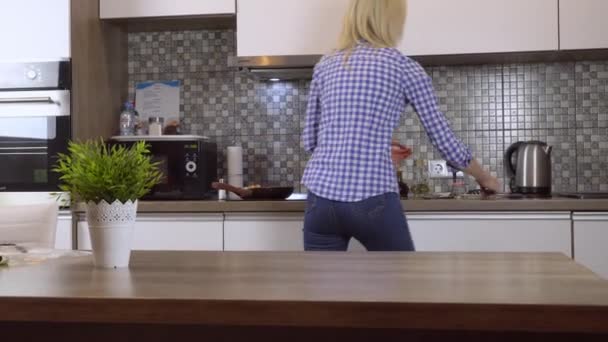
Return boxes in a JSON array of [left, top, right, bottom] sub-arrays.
[[74, 197, 608, 213], [1, 251, 608, 338]]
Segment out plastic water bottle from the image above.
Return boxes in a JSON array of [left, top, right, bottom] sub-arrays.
[[119, 101, 136, 136]]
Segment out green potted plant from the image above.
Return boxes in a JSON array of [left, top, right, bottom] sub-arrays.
[[54, 140, 161, 268]]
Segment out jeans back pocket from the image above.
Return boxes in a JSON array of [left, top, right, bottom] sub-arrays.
[[354, 194, 386, 220]]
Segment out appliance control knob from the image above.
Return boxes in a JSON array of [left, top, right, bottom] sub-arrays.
[[185, 161, 197, 173], [26, 69, 38, 80]]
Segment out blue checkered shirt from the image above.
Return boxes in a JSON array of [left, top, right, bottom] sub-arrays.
[[302, 42, 472, 202]]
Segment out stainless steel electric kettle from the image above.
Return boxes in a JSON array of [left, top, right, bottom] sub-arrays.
[[504, 141, 553, 196]]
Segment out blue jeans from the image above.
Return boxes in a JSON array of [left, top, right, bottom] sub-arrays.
[[303, 192, 415, 251]]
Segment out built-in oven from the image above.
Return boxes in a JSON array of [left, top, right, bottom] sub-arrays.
[[0, 61, 71, 192]]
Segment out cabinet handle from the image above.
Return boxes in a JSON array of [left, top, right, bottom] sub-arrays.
[[0, 146, 47, 150], [0, 96, 55, 104], [409, 213, 572, 221], [573, 214, 608, 221]]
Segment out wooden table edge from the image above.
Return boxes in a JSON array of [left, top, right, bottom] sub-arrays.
[[1, 297, 608, 334]]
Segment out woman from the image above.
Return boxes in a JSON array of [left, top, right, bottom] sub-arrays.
[[301, 0, 500, 252]]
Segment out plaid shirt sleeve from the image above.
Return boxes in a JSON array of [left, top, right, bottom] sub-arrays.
[[303, 65, 322, 153], [403, 63, 473, 169]]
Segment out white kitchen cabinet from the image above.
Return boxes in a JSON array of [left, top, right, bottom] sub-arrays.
[[236, 0, 350, 57], [55, 211, 73, 250], [223, 212, 572, 254], [223, 213, 368, 251], [100, 0, 236, 19], [400, 0, 558, 56], [224, 213, 304, 251], [237, 0, 557, 58], [0, 0, 70, 61], [407, 212, 572, 256], [559, 0, 608, 50], [77, 213, 223, 251], [573, 213, 608, 279]]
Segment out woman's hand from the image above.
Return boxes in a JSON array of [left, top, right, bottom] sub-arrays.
[[391, 141, 412, 167], [477, 173, 501, 194], [462, 159, 502, 193]]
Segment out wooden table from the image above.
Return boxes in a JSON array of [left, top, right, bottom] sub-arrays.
[[1, 251, 608, 341]]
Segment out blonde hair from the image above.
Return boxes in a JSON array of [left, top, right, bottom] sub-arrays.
[[337, 0, 407, 51]]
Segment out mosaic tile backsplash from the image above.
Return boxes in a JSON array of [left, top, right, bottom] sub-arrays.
[[128, 29, 608, 193]]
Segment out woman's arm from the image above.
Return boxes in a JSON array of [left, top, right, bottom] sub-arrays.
[[462, 159, 501, 192], [302, 67, 322, 153], [405, 71, 471, 168], [402, 64, 500, 192]]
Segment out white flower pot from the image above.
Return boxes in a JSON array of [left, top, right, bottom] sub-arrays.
[[85, 200, 138, 268]]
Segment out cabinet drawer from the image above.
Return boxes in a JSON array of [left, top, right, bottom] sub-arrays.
[[77, 213, 224, 251], [224, 213, 304, 251], [408, 212, 572, 256], [573, 212, 608, 279]]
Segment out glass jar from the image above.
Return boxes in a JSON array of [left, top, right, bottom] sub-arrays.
[[148, 117, 164, 136], [397, 170, 409, 199], [450, 174, 467, 197], [411, 159, 430, 198]]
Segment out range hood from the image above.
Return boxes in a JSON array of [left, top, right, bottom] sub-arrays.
[[237, 55, 321, 81]]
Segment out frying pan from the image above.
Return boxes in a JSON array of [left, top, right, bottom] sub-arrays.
[[212, 182, 294, 200]]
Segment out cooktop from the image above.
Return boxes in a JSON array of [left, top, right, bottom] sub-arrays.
[[554, 192, 608, 199]]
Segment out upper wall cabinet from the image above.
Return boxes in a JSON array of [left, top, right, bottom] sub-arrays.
[[0, 0, 70, 61], [237, 0, 350, 57], [237, 0, 558, 59], [399, 0, 559, 56], [100, 0, 236, 19], [559, 0, 608, 50]]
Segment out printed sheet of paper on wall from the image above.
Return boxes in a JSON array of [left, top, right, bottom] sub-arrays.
[[135, 80, 180, 133]]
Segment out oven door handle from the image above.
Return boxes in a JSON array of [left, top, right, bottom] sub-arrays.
[[0, 97, 55, 104], [0, 90, 70, 117]]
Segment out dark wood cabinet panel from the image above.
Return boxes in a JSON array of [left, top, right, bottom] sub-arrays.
[[71, 0, 127, 141]]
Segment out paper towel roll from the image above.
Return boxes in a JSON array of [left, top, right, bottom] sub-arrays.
[[227, 174, 243, 201], [228, 174, 243, 187], [227, 146, 243, 176]]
